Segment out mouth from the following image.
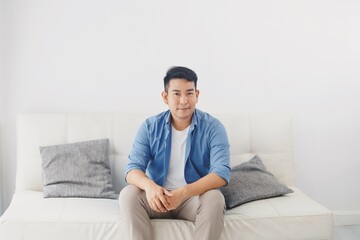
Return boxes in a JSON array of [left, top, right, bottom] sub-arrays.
[[177, 107, 190, 111]]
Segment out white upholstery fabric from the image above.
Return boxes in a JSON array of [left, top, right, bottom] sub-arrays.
[[0, 113, 333, 240], [15, 113, 295, 192], [0, 188, 332, 240], [151, 187, 333, 240], [0, 191, 121, 240]]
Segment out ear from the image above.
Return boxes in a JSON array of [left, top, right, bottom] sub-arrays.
[[195, 89, 200, 102], [161, 91, 168, 104]]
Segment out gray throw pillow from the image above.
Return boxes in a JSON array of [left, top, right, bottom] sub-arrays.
[[40, 139, 117, 199], [221, 155, 293, 209]]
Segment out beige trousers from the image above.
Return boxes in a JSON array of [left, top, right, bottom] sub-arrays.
[[119, 185, 226, 240]]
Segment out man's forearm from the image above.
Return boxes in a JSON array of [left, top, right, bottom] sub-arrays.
[[126, 169, 156, 191], [182, 173, 226, 199], [126, 169, 172, 212]]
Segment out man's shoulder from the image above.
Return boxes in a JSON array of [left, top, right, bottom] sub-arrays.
[[144, 110, 170, 126], [195, 109, 221, 125]]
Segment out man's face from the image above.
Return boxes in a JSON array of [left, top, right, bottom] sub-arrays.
[[162, 78, 199, 124]]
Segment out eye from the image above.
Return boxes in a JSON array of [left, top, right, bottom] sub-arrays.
[[188, 92, 194, 95]]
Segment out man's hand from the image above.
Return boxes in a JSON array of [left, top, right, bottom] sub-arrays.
[[144, 182, 173, 213], [164, 173, 227, 210], [164, 187, 188, 210], [127, 170, 226, 212]]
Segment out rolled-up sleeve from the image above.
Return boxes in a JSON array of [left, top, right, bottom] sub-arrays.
[[125, 121, 151, 180], [208, 120, 231, 184]]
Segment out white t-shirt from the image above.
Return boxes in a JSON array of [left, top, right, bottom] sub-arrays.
[[163, 125, 189, 190]]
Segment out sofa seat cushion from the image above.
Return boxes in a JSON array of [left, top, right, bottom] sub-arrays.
[[1, 188, 333, 240], [222, 187, 333, 239], [150, 187, 333, 240], [0, 191, 121, 240]]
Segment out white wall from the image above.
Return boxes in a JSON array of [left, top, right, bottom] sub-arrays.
[[0, 0, 5, 214], [1, 0, 360, 217]]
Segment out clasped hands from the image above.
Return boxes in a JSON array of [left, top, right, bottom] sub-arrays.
[[145, 183, 187, 213]]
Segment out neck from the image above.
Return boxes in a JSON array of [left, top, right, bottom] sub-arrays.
[[171, 118, 191, 131]]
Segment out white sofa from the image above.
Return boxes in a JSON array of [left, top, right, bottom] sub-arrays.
[[0, 113, 333, 240]]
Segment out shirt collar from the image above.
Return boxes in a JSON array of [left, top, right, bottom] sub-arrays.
[[165, 109, 198, 130], [190, 109, 198, 130]]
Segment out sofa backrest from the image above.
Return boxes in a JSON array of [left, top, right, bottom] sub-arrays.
[[16, 113, 295, 193]]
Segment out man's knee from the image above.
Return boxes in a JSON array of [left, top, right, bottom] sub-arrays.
[[199, 190, 225, 213], [119, 184, 142, 208]]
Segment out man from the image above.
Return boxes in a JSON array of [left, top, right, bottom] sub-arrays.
[[119, 66, 231, 240]]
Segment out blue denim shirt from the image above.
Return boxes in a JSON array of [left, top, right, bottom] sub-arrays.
[[125, 109, 231, 186]]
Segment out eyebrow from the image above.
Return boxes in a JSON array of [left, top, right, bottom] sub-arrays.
[[171, 89, 195, 92]]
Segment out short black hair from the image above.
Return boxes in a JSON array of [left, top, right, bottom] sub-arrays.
[[163, 66, 198, 91]]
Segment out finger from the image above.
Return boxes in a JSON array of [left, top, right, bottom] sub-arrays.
[[154, 199, 167, 213], [151, 202, 162, 213], [149, 201, 158, 212], [163, 189, 173, 197], [149, 198, 161, 212], [159, 195, 170, 210]]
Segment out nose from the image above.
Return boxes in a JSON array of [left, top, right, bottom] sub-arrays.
[[180, 95, 188, 104]]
